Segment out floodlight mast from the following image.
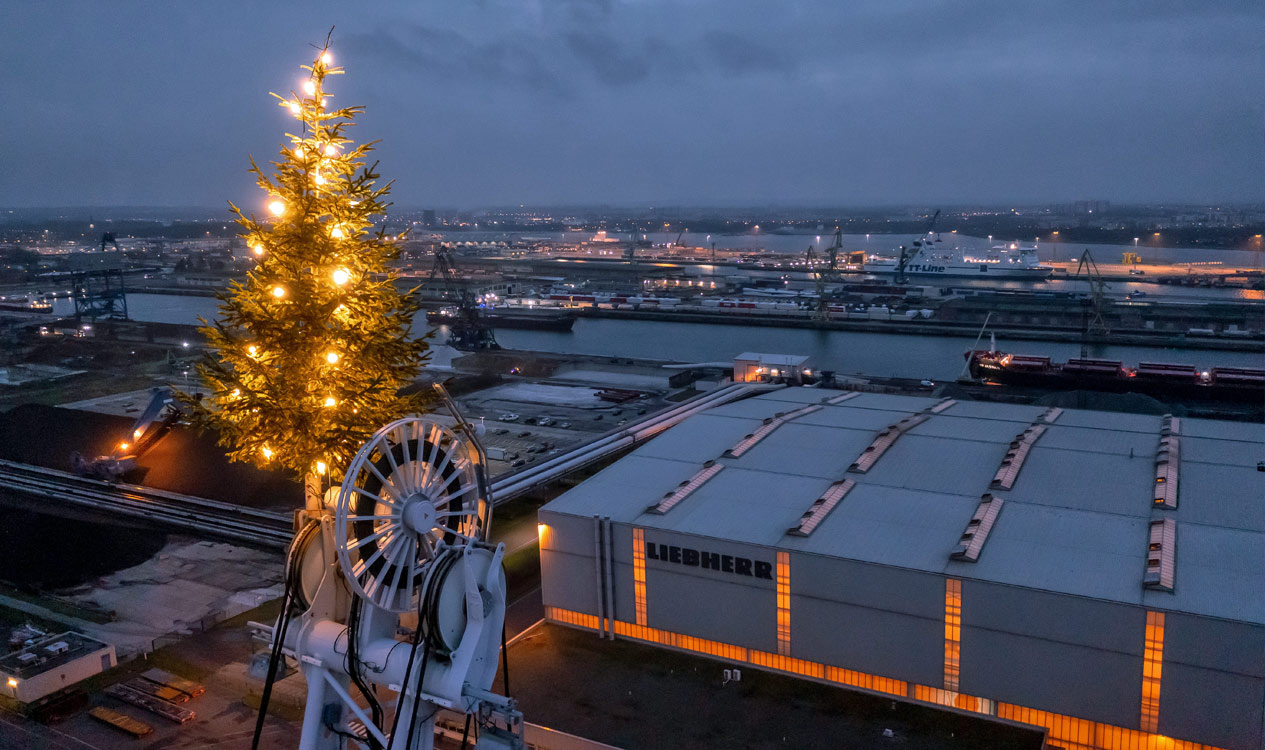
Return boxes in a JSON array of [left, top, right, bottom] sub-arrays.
[[259, 387, 523, 750]]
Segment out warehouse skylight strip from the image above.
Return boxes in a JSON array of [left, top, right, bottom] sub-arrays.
[[989, 423, 1049, 490], [787, 479, 856, 537], [1153, 415, 1180, 509], [929, 398, 957, 414], [823, 391, 862, 405], [847, 412, 929, 473], [647, 462, 724, 515], [950, 495, 1005, 562], [1144, 519, 1176, 592], [1040, 407, 1064, 423], [723, 404, 823, 458]]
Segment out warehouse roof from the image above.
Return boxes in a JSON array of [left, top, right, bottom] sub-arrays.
[[542, 388, 1265, 624]]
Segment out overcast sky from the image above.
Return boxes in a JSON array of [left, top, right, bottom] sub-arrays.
[[2, 1, 1261, 210]]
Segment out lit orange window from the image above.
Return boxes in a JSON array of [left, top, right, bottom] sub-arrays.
[[1140, 611, 1164, 733], [944, 578, 962, 692], [632, 528, 647, 626], [547, 607, 1225, 750], [775, 551, 791, 656]]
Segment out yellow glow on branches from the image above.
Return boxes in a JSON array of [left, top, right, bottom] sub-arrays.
[[332, 268, 350, 285], [272, 286, 286, 299], [326, 351, 340, 364], [268, 200, 286, 216], [303, 79, 317, 96]]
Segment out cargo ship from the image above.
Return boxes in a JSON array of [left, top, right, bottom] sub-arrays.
[[966, 349, 1264, 402], [426, 306, 576, 332]]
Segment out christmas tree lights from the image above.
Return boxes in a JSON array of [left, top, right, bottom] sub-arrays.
[[185, 38, 428, 509]]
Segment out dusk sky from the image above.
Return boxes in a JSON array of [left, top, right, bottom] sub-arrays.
[[2, 1, 1261, 209]]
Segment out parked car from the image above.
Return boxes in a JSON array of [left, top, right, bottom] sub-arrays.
[[558, 422, 571, 429], [517, 430, 531, 438]]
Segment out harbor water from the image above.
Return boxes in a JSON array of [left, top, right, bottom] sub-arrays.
[[82, 294, 1263, 381]]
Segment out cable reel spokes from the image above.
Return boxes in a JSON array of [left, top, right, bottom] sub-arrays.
[[334, 416, 488, 613]]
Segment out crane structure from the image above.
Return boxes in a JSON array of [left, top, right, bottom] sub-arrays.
[[895, 209, 941, 285], [71, 388, 181, 480], [429, 247, 497, 351], [810, 228, 843, 322], [254, 385, 523, 750], [1073, 248, 1110, 351]]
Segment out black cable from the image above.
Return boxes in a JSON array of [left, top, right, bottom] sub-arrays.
[[500, 621, 510, 697], [346, 596, 385, 749], [405, 549, 460, 750], [387, 541, 430, 744], [460, 713, 472, 749], [251, 521, 316, 750]]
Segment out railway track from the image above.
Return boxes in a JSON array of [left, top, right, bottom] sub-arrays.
[[0, 382, 783, 549], [0, 459, 291, 549]]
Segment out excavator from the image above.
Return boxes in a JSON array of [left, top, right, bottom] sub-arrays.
[[71, 389, 181, 480]]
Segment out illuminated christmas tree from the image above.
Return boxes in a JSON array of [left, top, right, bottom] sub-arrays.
[[186, 40, 428, 509]]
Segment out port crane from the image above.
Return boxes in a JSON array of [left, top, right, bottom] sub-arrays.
[[1073, 249, 1110, 352], [252, 385, 523, 750], [430, 247, 498, 351], [808, 227, 844, 321], [895, 210, 941, 284]]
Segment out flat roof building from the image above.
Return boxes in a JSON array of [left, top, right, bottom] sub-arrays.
[[733, 352, 812, 383], [539, 388, 1264, 750], [1, 632, 116, 705]]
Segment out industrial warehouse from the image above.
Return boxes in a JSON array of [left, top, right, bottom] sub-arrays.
[[538, 388, 1263, 750]]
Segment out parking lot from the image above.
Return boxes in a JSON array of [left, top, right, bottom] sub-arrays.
[[456, 380, 672, 475]]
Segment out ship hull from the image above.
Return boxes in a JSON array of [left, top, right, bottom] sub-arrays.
[[426, 309, 576, 332], [865, 264, 1053, 278], [968, 352, 1263, 403]]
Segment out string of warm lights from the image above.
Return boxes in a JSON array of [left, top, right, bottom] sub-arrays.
[[182, 39, 429, 507]]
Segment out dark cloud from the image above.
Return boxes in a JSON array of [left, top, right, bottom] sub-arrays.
[[0, 0, 1260, 207]]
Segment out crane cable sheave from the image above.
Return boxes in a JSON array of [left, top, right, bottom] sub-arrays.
[[333, 415, 490, 613]]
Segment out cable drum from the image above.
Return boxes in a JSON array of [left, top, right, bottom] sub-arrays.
[[334, 417, 488, 613]]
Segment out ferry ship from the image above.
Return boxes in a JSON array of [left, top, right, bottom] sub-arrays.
[[865, 238, 1053, 278]]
